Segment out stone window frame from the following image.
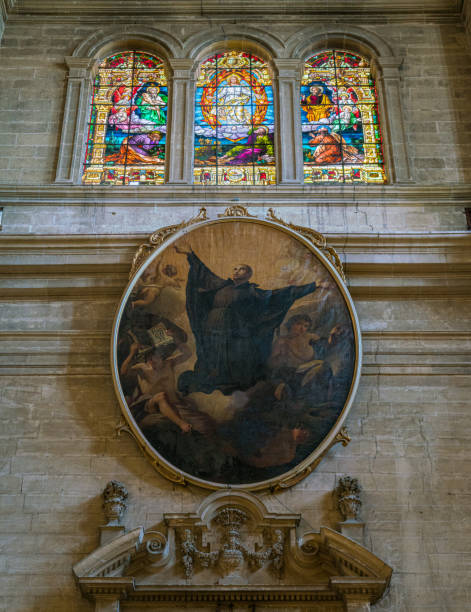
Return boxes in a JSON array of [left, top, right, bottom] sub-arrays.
[[54, 26, 181, 185], [189, 39, 283, 186], [55, 25, 410, 186], [286, 25, 412, 184]]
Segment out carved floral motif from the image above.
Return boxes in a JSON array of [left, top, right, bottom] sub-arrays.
[[181, 529, 219, 578], [180, 506, 285, 579]]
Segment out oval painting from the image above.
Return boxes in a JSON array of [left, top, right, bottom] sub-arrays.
[[112, 216, 361, 490]]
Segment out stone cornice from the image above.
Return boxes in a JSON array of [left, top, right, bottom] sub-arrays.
[[7, 0, 463, 22], [0, 184, 470, 206]]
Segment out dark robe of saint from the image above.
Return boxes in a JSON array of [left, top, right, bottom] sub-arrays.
[[178, 251, 319, 396]]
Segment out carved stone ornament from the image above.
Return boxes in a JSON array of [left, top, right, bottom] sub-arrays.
[[336, 475, 362, 521], [180, 506, 285, 581], [73, 489, 392, 610], [112, 205, 361, 491], [102, 480, 128, 526]]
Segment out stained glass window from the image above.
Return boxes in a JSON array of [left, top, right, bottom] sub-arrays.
[[82, 51, 168, 185], [194, 51, 276, 186], [301, 51, 386, 184]]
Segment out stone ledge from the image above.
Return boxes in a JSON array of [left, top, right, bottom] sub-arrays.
[[0, 183, 470, 206]]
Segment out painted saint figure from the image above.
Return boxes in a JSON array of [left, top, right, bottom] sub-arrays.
[[134, 82, 168, 125], [308, 128, 362, 165], [174, 244, 322, 395], [219, 126, 274, 165], [301, 84, 333, 123], [215, 74, 252, 125]]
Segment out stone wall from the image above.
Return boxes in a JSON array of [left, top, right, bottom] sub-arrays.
[[0, 2, 471, 612], [0, 12, 470, 185]]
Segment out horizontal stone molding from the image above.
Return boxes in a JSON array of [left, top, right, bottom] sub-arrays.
[[0, 185, 470, 206], [1, 232, 470, 298], [2, 231, 470, 249], [1, 330, 470, 376], [5, 1, 463, 23]]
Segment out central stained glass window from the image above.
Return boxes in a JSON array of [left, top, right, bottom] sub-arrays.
[[194, 51, 276, 185], [301, 51, 386, 184], [83, 51, 167, 185]]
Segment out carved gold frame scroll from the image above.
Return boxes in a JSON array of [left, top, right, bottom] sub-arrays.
[[112, 205, 361, 491]]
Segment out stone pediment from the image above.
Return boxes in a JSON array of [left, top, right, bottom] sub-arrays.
[[73, 490, 391, 610]]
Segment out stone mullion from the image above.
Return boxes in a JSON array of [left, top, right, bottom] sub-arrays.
[[375, 56, 412, 184], [166, 59, 196, 185], [55, 57, 95, 184], [273, 59, 304, 184]]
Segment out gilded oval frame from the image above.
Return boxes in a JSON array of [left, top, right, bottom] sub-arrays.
[[111, 209, 362, 491]]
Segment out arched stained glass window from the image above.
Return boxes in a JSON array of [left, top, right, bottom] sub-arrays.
[[83, 51, 168, 185], [194, 51, 276, 185], [301, 51, 386, 184]]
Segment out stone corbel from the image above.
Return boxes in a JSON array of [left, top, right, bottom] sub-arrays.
[[373, 55, 412, 184], [272, 58, 305, 185], [166, 58, 197, 185], [55, 56, 96, 184]]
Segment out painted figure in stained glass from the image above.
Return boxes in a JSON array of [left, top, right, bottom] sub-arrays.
[[216, 74, 252, 124], [133, 82, 168, 125], [301, 83, 333, 123], [220, 126, 274, 165], [194, 51, 276, 185], [301, 51, 386, 184], [83, 51, 168, 185]]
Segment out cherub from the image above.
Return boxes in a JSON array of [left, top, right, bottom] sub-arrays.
[[132, 260, 183, 309], [121, 338, 193, 433], [269, 314, 321, 370]]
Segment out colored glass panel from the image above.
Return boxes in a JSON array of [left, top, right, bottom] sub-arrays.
[[194, 51, 276, 185], [302, 50, 386, 184], [82, 51, 168, 186]]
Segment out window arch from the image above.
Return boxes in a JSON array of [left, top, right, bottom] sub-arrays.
[[194, 51, 276, 185], [82, 51, 168, 185], [301, 50, 386, 184]]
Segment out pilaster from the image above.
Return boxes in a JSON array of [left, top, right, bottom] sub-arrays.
[[166, 58, 196, 185], [55, 57, 95, 184], [375, 56, 412, 184], [272, 59, 304, 184]]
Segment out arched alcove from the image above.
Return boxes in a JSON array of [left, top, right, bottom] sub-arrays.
[[192, 45, 277, 185], [287, 26, 411, 183], [55, 27, 179, 185]]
